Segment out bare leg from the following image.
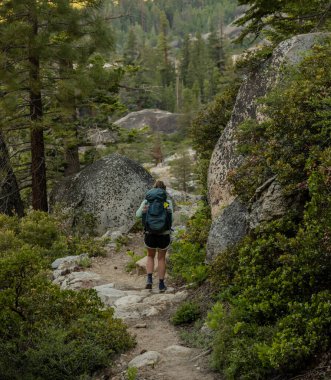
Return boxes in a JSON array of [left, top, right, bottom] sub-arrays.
[[146, 248, 156, 274], [157, 249, 167, 280]]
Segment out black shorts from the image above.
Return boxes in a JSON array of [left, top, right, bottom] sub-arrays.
[[144, 233, 171, 250]]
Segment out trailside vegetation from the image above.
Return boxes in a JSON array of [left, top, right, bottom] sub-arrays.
[[169, 201, 211, 285], [0, 211, 135, 379], [207, 40, 331, 379]]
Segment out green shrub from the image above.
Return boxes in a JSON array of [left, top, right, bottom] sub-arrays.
[[171, 302, 201, 325], [207, 42, 331, 379], [169, 240, 208, 285], [115, 234, 129, 252], [126, 367, 138, 380], [185, 201, 211, 246], [0, 211, 135, 379], [19, 211, 60, 248], [169, 202, 211, 285]]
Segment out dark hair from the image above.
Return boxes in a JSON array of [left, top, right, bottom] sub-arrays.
[[153, 180, 166, 190]]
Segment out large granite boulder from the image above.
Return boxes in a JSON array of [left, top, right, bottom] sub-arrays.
[[207, 33, 329, 260], [114, 109, 182, 134], [50, 154, 153, 235], [208, 33, 329, 219]]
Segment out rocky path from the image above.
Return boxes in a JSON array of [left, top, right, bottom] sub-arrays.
[[52, 233, 217, 380]]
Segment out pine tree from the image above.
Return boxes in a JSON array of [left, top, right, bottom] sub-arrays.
[[151, 133, 164, 165], [0, 1, 117, 209], [236, 0, 331, 43], [123, 28, 138, 65], [170, 150, 195, 194], [180, 34, 191, 87]]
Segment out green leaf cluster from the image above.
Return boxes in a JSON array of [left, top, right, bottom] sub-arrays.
[[0, 211, 135, 379]]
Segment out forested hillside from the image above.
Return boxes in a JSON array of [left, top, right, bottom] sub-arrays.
[[108, 0, 241, 112], [0, 0, 330, 379]]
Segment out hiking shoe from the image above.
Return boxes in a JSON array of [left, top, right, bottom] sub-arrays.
[[145, 283, 152, 290], [159, 283, 167, 293]]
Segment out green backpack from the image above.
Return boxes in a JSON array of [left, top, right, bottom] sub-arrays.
[[143, 188, 171, 234]]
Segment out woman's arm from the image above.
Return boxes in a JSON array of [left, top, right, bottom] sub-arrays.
[[136, 200, 147, 218]]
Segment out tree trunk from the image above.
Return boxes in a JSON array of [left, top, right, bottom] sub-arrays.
[[0, 130, 24, 216], [29, 9, 48, 211]]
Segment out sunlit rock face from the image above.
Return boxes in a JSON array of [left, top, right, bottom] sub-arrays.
[[114, 109, 182, 134], [206, 33, 329, 261], [50, 153, 153, 235]]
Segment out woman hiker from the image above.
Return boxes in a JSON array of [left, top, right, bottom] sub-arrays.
[[136, 180, 173, 292]]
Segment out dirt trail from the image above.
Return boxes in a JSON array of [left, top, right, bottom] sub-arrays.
[[91, 233, 218, 380]]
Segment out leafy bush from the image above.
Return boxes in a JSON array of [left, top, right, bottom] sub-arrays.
[[169, 240, 208, 285], [185, 201, 211, 246], [171, 302, 201, 325], [169, 202, 211, 285], [207, 42, 331, 379], [0, 211, 135, 379]]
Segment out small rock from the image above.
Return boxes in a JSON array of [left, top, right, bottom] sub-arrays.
[[128, 351, 162, 369], [134, 323, 147, 329]]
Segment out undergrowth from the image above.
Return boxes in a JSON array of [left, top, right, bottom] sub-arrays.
[[0, 211, 135, 379]]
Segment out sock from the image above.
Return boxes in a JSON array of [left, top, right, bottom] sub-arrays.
[[147, 273, 153, 283]]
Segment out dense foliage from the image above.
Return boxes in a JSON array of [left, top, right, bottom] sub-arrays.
[[0, 0, 124, 211], [207, 41, 331, 379], [169, 202, 211, 284], [0, 212, 135, 379], [109, 0, 241, 112]]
